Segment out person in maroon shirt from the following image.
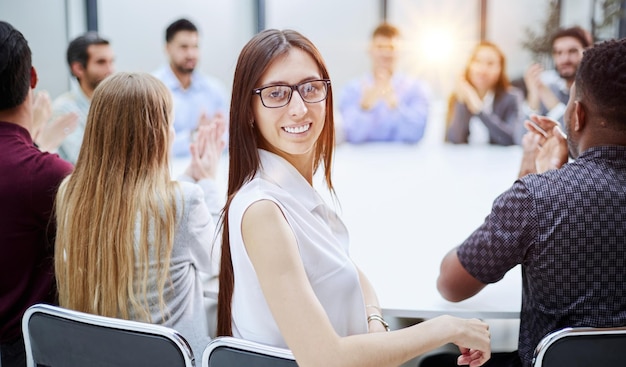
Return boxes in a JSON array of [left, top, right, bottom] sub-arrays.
[[0, 21, 74, 367]]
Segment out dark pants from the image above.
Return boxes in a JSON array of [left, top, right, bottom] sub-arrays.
[[420, 351, 522, 367], [0, 336, 26, 367]]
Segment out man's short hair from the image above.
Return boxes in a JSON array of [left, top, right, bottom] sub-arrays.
[[0, 21, 32, 110], [165, 18, 198, 43], [551, 26, 593, 49], [372, 22, 400, 39], [576, 38, 626, 129], [66, 32, 109, 72]]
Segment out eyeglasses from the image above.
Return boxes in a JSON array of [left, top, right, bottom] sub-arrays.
[[253, 79, 331, 108]]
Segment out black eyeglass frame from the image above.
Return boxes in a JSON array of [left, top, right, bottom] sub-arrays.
[[252, 79, 331, 108]]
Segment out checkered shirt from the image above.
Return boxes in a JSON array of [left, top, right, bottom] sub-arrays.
[[457, 146, 626, 367]]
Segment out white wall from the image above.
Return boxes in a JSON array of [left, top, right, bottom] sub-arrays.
[[562, 0, 594, 29], [487, 0, 548, 80], [98, 0, 255, 93], [2, 0, 601, 102], [0, 0, 75, 98], [265, 0, 380, 102]]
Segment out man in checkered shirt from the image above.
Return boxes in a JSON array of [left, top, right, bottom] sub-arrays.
[[437, 38, 626, 367]]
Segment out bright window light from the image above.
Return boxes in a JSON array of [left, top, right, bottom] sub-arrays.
[[419, 27, 456, 65]]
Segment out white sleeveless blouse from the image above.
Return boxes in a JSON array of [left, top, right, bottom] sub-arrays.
[[228, 149, 368, 348]]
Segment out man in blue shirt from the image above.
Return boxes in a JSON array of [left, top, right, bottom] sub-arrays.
[[339, 23, 430, 144], [153, 18, 228, 157], [51, 32, 115, 164]]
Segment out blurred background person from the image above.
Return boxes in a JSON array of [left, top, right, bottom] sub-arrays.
[[51, 32, 115, 164], [523, 26, 592, 124], [446, 41, 523, 146], [339, 22, 430, 144], [153, 18, 228, 158]]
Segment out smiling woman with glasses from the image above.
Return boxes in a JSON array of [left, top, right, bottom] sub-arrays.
[[217, 29, 491, 367]]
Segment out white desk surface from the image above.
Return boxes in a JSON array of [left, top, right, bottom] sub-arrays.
[[172, 140, 524, 320], [320, 142, 523, 320]]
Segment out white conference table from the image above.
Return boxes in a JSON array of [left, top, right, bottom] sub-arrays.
[[319, 142, 523, 321], [173, 141, 523, 321]]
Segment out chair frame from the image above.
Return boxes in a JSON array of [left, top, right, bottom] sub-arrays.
[[202, 336, 296, 366], [532, 326, 626, 367], [22, 303, 195, 367]]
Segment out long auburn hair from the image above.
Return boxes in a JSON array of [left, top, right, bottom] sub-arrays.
[[217, 29, 336, 336], [445, 41, 510, 130], [55, 72, 178, 321]]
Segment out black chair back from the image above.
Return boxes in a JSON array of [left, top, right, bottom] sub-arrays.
[[532, 326, 626, 367], [22, 303, 195, 367], [203, 336, 297, 367]]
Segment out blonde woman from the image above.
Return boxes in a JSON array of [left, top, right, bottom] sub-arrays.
[[55, 72, 222, 359]]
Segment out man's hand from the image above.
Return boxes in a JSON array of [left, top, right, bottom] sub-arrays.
[[524, 64, 544, 111], [31, 91, 52, 138], [519, 115, 568, 176], [34, 112, 79, 152], [360, 70, 397, 110], [518, 131, 541, 178], [536, 125, 568, 173]]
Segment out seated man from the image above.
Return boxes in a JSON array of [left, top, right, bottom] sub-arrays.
[[523, 26, 592, 124], [51, 32, 115, 164], [0, 21, 74, 367], [339, 23, 429, 144], [153, 18, 228, 157], [437, 38, 626, 367]]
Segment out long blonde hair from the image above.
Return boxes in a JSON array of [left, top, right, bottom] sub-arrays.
[[55, 72, 177, 321]]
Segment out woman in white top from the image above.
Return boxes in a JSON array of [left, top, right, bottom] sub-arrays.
[[446, 41, 523, 146], [217, 29, 491, 367]]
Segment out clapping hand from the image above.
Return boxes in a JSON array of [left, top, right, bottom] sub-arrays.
[[35, 112, 79, 152], [185, 117, 226, 181], [360, 70, 397, 110], [31, 91, 52, 139], [455, 77, 483, 115], [523, 115, 568, 174], [31, 90, 80, 152]]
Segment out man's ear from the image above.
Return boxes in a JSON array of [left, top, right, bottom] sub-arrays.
[[573, 101, 586, 132], [70, 62, 85, 79], [30, 67, 38, 89]]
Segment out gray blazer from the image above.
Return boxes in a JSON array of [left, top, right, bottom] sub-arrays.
[[446, 88, 524, 146]]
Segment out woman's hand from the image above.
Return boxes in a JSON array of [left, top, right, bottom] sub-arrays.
[[438, 315, 491, 367], [455, 78, 483, 114], [184, 119, 226, 181]]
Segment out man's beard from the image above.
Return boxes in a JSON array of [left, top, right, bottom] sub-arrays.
[[88, 78, 104, 92], [174, 63, 195, 75], [557, 64, 577, 81]]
